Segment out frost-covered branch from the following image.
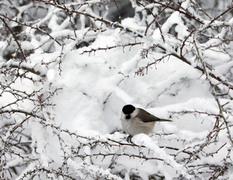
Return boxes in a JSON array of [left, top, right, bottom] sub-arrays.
[[194, 37, 233, 144]]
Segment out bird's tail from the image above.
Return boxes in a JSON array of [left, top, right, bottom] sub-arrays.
[[157, 118, 172, 122]]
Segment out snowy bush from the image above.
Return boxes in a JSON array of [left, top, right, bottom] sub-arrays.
[[0, 0, 233, 179]]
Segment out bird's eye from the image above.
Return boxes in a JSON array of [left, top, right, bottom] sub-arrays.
[[125, 115, 131, 119]]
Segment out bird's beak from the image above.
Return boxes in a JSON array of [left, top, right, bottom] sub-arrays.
[[126, 115, 131, 119]]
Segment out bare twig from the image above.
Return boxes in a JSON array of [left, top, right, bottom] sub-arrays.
[[193, 36, 233, 144]]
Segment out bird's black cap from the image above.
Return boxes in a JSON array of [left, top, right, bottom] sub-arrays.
[[122, 104, 136, 114]]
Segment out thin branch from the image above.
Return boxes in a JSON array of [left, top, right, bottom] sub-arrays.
[[35, 0, 144, 38], [193, 37, 233, 145], [170, 52, 233, 90], [10, 116, 31, 134], [1, 63, 46, 77], [0, 109, 46, 121], [0, 13, 62, 46], [150, 0, 204, 24], [0, 17, 26, 61], [81, 42, 142, 54], [209, 5, 233, 25]]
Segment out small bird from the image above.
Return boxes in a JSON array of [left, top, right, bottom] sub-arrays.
[[121, 104, 172, 142]]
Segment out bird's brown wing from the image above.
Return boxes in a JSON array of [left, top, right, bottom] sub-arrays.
[[137, 108, 172, 123]]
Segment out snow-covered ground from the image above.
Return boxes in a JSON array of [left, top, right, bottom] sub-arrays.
[[38, 31, 232, 179], [53, 33, 215, 135]]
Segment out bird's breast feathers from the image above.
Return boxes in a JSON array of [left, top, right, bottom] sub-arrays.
[[121, 116, 155, 135]]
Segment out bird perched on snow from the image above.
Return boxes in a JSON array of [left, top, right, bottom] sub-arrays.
[[121, 104, 172, 142]]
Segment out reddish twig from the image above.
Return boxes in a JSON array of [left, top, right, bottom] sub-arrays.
[[10, 116, 31, 134]]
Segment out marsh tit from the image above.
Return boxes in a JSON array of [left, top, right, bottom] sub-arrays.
[[121, 104, 172, 142]]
